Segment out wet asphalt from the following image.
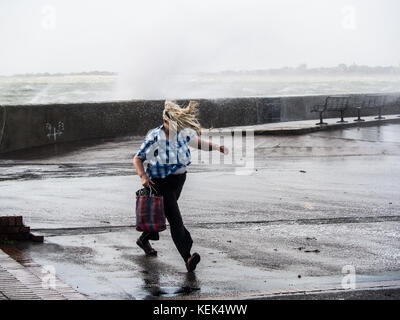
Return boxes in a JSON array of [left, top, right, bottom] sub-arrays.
[[1, 123, 400, 299]]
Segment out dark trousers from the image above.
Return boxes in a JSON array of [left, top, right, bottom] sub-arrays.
[[140, 172, 193, 261]]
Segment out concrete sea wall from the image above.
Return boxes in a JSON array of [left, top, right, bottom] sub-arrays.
[[1, 93, 399, 154]]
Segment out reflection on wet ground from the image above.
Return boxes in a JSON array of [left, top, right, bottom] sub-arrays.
[[16, 231, 204, 300], [0, 163, 134, 181], [1, 124, 400, 181], [15, 224, 400, 300], [135, 255, 201, 299]]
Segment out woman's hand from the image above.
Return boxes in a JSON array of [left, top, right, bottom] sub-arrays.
[[219, 145, 229, 155], [141, 174, 155, 188]]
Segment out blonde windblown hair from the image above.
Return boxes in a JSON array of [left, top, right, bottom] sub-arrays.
[[163, 100, 202, 135]]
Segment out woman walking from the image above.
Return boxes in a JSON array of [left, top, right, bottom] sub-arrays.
[[133, 100, 228, 272]]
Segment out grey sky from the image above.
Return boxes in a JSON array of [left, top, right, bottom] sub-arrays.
[[0, 0, 399, 75]]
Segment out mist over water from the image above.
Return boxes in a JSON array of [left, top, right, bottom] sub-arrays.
[[0, 75, 117, 105], [1, 73, 400, 105], [108, 0, 400, 100]]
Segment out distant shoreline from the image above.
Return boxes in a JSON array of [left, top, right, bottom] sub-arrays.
[[199, 64, 400, 77], [1, 64, 400, 78], [0, 71, 117, 78]]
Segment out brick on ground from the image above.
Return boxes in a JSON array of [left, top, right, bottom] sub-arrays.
[[0, 216, 42, 243]]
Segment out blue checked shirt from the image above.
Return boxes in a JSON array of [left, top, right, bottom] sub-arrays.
[[136, 125, 198, 179]]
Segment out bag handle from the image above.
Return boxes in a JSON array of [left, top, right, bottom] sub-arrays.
[[148, 185, 159, 196]]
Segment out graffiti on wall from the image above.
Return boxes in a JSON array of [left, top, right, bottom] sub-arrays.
[[45, 121, 64, 141]]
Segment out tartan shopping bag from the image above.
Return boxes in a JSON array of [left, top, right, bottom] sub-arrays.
[[135, 186, 166, 233]]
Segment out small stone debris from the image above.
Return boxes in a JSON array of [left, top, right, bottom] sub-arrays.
[[274, 248, 278, 251], [297, 247, 306, 251], [227, 240, 232, 243], [300, 170, 307, 173], [306, 237, 317, 241], [304, 249, 320, 253], [298, 275, 302, 279]]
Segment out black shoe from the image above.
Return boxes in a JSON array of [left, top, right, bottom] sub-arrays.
[[186, 253, 201, 272], [136, 238, 157, 256]]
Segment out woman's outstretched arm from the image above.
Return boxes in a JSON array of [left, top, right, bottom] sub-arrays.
[[193, 136, 229, 154], [133, 155, 155, 187]]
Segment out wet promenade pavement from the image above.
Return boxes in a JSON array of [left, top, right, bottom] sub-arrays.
[[1, 117, 400, 299], [0, 246, 86, 300]]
